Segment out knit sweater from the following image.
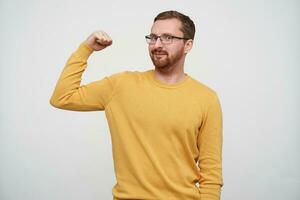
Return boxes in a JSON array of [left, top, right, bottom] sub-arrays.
[[50, 42, 223, 200]]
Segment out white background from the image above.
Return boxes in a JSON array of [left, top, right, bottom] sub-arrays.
[[0, 0, 299, 199]]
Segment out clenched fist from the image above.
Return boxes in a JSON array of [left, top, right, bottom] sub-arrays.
[[85, 30, 113, 51]]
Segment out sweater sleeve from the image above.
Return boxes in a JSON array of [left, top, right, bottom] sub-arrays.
[[50, 42, 125, 111], [197, 93, 223, 200]]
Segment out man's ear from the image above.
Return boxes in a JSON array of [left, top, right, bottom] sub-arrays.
[[184, 39, 193, 54]]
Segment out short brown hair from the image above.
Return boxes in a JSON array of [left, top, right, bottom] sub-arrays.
[[154, 10, 195, 40]]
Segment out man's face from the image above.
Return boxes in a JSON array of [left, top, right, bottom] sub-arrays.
[[148, 18, 189, 70]]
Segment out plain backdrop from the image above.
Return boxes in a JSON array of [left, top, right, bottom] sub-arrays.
[[0, 0, 299, 199]]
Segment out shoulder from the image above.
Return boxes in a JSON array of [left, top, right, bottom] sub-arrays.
[[105, 70, 137, 81], [188, 76, 219, 99], [108, 70, 145, 77], [105, 69, 147, 86], [123, 70, 148, 76], [187, 77, 223, 115], [114, 69, 149, 81]]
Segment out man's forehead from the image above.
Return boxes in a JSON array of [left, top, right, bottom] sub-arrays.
[[150, 18, 183, 35]]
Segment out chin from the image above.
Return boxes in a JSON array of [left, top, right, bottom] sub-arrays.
[[153, 61, 165, 67], [152, 59, 169, 69]]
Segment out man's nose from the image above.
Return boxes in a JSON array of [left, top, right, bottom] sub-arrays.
[[153, 37, 163, 48]]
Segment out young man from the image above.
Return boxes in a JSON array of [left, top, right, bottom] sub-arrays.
[[50, 10, 223, 200]]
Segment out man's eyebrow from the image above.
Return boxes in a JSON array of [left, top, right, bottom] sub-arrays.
[[150, 32, 173, 36]]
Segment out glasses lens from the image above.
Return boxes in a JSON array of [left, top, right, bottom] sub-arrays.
[[145, 35, 153, 44], [145, 34, 173, 44], [161, 35, 172, 44]]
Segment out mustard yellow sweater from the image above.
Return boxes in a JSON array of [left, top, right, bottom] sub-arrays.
[[50, 42, 223, 200]]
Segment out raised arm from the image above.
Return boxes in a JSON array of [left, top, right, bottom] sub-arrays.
[[50, 31, 122, 111], [197, 93, 224, 200]]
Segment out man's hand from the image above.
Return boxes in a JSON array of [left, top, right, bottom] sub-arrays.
[[85, 30, 113, 51]]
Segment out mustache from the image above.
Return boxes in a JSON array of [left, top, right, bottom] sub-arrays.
[[151, 50, 168, 55]]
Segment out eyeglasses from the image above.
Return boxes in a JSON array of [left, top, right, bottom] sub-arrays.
[[145, 34, 189, 44]]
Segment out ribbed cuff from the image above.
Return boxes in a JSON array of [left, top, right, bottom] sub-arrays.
[[200, 193, 220, 200], [199, 187, 221, 200]]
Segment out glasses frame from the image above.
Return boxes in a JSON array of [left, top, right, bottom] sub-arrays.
[[145, 34, 190, 44]]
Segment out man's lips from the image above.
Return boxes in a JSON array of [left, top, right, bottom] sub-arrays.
[[153, 54, 167, 59], [153, 51, 168, 56]]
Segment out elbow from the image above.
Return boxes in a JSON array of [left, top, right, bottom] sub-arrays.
[[49, 97, 59, 108], [49, 94, 73, 110], [49, 95, 63, 109]]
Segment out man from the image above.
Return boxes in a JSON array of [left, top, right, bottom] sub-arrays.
[[50, 10, 223, 200]]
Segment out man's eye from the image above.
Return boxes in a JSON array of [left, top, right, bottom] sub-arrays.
[[163, 35, 173, 40]]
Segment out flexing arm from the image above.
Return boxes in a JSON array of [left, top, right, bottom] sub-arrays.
[[49, 31, 120, 111], [197, 93, 223, 200]]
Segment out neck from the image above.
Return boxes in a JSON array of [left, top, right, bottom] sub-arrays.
[[154, 60, 186, 84]]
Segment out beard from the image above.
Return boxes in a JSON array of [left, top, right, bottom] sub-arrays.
[[150, 51, 170, 68], [150, 48, 184, 70]]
